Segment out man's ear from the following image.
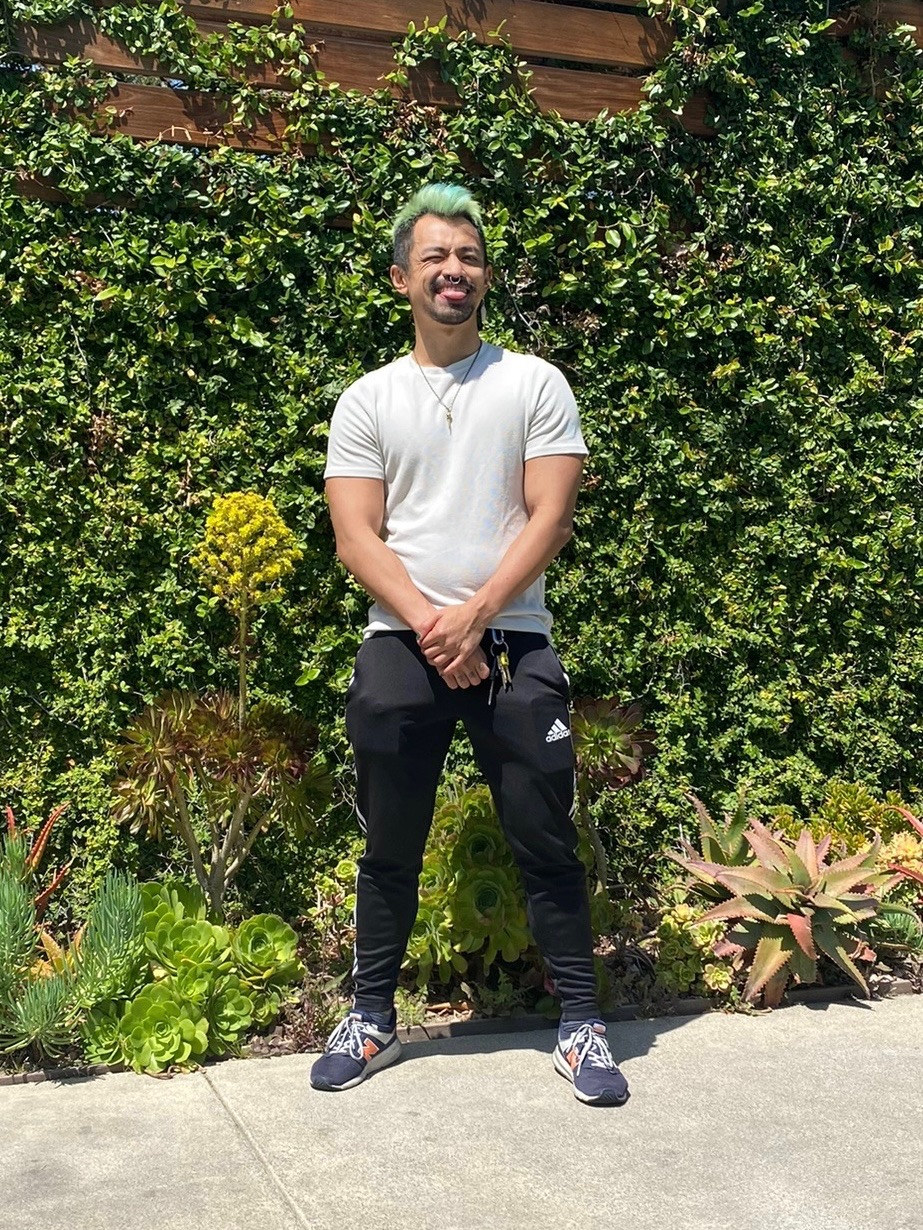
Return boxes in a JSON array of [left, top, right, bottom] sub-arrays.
[[390, 263, 409, 294]]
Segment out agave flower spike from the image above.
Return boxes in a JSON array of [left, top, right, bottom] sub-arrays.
[[34, 859, 75, 919]]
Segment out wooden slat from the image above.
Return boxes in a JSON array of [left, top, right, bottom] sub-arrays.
[[880, 0, 923, 44], [4, 170, 136, 208], [180, 0, 672, 69], [3, 169, 357, 218], [13, 21, 457, 100], [73, 82, 293, 150], [12, 21, 714, 131], [827, 0, 923, 44]]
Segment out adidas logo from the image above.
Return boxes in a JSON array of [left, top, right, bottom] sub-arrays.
[[546, 718, 570, 743]]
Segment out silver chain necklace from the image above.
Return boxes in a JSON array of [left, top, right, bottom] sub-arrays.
[[411, 340, 483, 431]]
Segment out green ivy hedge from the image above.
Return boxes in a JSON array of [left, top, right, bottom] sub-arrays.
[[1, 0, 921, 921]]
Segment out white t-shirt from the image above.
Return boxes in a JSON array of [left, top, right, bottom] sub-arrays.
[[323, 341, 589, 640]]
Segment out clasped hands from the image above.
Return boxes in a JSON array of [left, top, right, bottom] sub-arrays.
[[415, 602, 491, 689]]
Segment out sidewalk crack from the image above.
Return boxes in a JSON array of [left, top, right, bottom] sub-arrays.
[[200, 1068, 312, 1230]]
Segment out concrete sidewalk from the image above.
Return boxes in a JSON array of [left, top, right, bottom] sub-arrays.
[[4, 994, 921, 1230]]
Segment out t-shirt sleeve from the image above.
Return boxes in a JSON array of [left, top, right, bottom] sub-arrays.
[[524, 361, 590, 461], [323, 384, 385, 480]]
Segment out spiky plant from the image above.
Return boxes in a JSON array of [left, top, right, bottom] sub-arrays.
[[73, 872, 146, 1010], [682, 792, 762, 899], [669, 818, 901, 1008], [2, 803, 72, 918]]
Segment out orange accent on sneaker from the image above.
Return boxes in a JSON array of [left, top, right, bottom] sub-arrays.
[[362, 1038, 380, 1062], [566, 1049, 579, 1071]]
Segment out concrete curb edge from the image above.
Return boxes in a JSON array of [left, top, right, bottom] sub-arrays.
[[2, 978, 915, 1086]]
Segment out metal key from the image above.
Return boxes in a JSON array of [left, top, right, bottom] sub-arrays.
[[497, 648, 512, 690]]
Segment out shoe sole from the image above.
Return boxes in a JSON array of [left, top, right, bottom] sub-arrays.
[[310, 1036, 403, 1092], [553, 1045, 630, 1106]]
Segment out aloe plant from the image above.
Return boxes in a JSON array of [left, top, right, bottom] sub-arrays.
[[669, 811, 901, 1007], [882, 806, 923, 892], [2, 803, 72, 918]]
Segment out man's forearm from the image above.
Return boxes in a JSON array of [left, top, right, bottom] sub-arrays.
[[337, 531, 436, 634], [469, 514, 572, 626], [339, 514, 570, 636]]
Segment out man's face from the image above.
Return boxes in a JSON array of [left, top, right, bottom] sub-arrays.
[[391, 214, 492, 326]]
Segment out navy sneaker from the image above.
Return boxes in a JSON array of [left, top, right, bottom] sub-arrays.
[[310, 1009, 402, 1092], [553, 1019, 630, 1106]]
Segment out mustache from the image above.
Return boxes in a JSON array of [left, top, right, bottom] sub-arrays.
[[432, 276, 475, 294]]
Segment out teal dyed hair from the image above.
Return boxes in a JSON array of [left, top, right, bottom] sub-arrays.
[[391, 183, 487, 269]]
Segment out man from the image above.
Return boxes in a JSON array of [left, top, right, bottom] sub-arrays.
[[312, 183, 629, 1106]]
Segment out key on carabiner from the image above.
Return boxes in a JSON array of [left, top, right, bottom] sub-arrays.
[[497, 648, 512, 690]]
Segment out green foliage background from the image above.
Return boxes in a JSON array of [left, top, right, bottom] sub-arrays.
[[1, 0, 921, 921]]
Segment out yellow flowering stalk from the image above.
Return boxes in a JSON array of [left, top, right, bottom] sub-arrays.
[[190, 492, 303, 729]]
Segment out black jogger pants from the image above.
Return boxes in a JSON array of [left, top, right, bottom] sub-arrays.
[[344, 627, 599, 1021]]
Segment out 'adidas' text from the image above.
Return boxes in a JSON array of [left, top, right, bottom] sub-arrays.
[[546, 718, 570, 743]]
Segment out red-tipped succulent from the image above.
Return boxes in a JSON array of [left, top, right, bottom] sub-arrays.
[[570, 698, 656, 790], [3, 802, 72, 918]]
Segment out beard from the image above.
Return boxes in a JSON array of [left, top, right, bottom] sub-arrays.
[[420, 277, 478, 325]]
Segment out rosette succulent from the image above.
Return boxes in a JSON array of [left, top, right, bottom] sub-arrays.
[[120, 982, 209, 1074], [669, 814, 901, 1007], [570, 698, 656, 791], [641, 895, 730, 996], [80, 1002, 124, 1066], [448, 866, 531, 968], [231, 914, 303, 986], [146, 917, 232, 978], [206, 974, 255, 1055]]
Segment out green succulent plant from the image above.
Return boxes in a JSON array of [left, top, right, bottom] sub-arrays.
[[206, 974, 255, 1055], [120, 982, 209, 1074], [865, 905, 923, 956], [448, 864, 532, 968], [641, 892, 731, 997], [111, 689, 332, 920], [146, 917, 232, 977], [140, 880, 209, 935], [231, 914, 303, 986], [669, 811, 901, 1007], [80, 1002, 125, 1066], [73, 872, 146, 1010], [76, 897, 300, 1071], [400, 785, 533, 987], [0, 972, 77, 1061], [570, 698, 656, 791]]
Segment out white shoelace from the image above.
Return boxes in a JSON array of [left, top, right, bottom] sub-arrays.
[[326, 1014, 373, 1060], [562, 1023, 618, 1074]]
